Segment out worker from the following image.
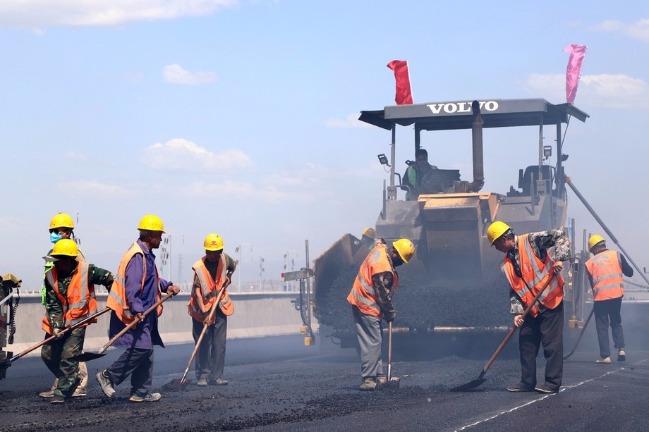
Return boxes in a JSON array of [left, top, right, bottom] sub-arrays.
[[188, 234, 237, 386], [39, 213, 89, 399], [40, 239, 114, 404], [96, 214, 180, 402], [487, 221, 571, 394], [360, 227, 376, 250], [584, 234, 633, 363], [347, 237, 415, 391], [402, 148, 438, 200]]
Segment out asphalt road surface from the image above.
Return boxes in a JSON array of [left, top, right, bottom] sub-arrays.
[[2, 332, 649, 432]]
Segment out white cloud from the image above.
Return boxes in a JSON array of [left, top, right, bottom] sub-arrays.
[[143, 138, 253, 172], [525, 73, 649, 109], [58, 180, 136, 197], [324, 113, 371, 128], [592, 18, 649, 43], [163, 64, 218, 85], [0, 0, 237, 29]]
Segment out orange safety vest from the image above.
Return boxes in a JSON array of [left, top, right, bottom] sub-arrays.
[[41, 261, 96, 334], [585, 250, 624, 301], [346, 243, 399, 318], [500, 234, 564, 317], [107, 242, 162, 324], [188, 255, 234, 322]]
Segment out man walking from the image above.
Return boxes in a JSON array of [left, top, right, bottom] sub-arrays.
[[347, 238, 415, 391], [487, 221, 571, 394], [584, 234, 633, 363], [97, 214, 180, 402], [188, 234, 236, 386]]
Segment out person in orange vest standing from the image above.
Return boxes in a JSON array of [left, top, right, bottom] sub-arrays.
[[487, 221, 571, 394], [40, 239, 114, 404], [584, 234, 633, 364], [96, 214, 180, 402], [188, 234, 236, 386], [346, 237, 415, 391]]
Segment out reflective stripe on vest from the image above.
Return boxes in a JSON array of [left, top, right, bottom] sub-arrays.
[[585, 250, 624, 301], [500, 234, 564, 317], [41, 262, 96, 333], [346, 244, 398, 318]]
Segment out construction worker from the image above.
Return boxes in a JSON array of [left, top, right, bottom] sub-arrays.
[[584, 234, 633, 363], [40, 239, 114, 404], [402, 148, 438, 200], [347, 237, 415, 391], [487, 221, 571, 394], [96, 214, 180, 402], [40, 213, 90, 399], [188, 234, 237, 386]]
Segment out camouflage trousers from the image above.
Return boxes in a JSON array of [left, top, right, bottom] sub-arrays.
[[41, 326, 85, 398]]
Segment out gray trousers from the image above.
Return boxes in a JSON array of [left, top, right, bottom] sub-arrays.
[[192, 310, 227, 381], [594, 297, 625, 358], [352, 306, 383, 380]]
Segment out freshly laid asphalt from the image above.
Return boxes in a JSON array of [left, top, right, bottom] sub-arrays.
[[1, 331, 648, 432]]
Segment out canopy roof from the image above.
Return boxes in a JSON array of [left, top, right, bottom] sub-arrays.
[[358, 98, 589, 131]]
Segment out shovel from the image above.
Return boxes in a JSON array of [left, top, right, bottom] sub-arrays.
[[563, 307, 594, 360], [164, 284, 228, 390], [378, 320, 400, 390], [451, 273, 557, 392], [9, 307, 111, 363], [70, 291, 176, 362]]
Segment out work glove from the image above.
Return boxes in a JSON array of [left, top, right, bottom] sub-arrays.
[[384, 311, 396, 323], [53, 328, 65, 339]]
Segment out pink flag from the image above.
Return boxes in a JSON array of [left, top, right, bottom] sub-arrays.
[[387, 60, 413, 105], [563, 44, 587, 104]]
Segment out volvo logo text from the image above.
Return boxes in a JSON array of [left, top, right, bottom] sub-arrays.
[[426, 101, 499, 115]]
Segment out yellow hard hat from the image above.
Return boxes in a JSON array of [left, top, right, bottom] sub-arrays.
[[487, 221, 511, 245], [204, 233, 224, 251], [137, 214, 165, 232], [51, 239, 79, 257], [362, 227, 376, 238], [393, 238, 415, 263], [49, 213, 75, 230], [588, 234, 606, 250]]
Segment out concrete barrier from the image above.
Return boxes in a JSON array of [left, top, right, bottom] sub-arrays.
[[6, 292, 316, 356]]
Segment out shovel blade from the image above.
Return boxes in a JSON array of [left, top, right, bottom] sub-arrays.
[[378, 376, 400, 390], [450, 378, 487, 392], [162, 378, 192, 392], [69, 352, 106, 362]]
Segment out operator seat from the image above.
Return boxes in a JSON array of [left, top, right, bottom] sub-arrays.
[[519, 165, 553, 196]]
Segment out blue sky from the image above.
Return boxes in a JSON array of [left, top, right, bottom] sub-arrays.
[[2, 1, 649, 290]]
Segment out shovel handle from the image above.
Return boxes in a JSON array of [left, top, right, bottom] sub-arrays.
[[98, 291, 176, 355], [480, 273, 557, 376], [179, 283, 228, 383], [9, 307, 111, 362], [387, 321, 393, 381]]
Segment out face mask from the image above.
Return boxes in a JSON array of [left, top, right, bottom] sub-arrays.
[[50, 232, 63, 244]]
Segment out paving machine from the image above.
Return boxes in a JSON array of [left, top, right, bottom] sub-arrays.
[[1, 273, 21, 380], [314, 98, 589, 350]]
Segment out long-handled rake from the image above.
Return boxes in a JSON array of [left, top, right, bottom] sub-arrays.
[[70, 292, 176, 362]]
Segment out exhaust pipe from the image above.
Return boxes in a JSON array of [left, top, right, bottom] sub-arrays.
[[469, 100, 484, 192]]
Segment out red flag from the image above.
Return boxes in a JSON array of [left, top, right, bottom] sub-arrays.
[[387, 60, 413, 105], [563, 44, 587, 104]]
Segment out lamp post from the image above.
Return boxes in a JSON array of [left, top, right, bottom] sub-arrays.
[[235, 244, 252, 292]]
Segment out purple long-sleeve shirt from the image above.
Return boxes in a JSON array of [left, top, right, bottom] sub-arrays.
[[109, 239, 172, 349]]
